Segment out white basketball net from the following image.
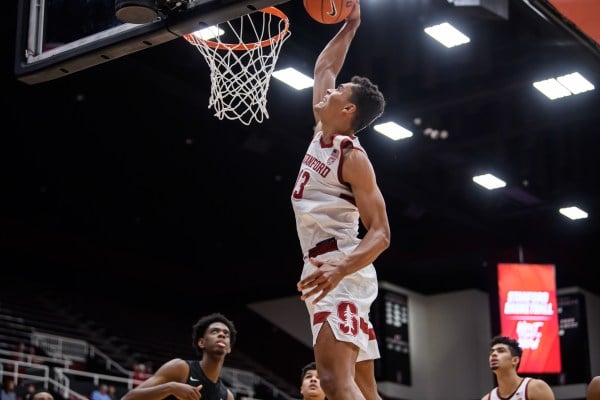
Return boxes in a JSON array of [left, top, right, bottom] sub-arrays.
[[184, 7, 291, 126]]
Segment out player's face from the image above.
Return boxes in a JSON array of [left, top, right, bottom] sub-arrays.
[[200, 322, 231, 354], [317, 83, 354, 112], [315, 83, 357, 132], [300, 369, 325, 400], [489, 344, 515, 371]]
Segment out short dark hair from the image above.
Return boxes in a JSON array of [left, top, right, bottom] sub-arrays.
[[349, 75, 385, 134], [490, 335, 522, 368], [192, 313, 237, 356], [301, 361, 317, 383]]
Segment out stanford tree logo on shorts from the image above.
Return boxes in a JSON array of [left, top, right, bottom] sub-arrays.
[[337, 301, 358, 336]]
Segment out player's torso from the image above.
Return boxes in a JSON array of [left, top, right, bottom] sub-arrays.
[[167, 360, 228, 400], [291, 132, 363, 253]]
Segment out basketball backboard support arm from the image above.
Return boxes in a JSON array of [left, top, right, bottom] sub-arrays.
[[14, 0, 288, 85]]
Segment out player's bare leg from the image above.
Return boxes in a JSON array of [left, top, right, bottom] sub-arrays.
[[355, 359, 381, 400], [314, 322, 364, 400]]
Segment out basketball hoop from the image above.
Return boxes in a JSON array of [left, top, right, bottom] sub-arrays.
[[183, 7, 291, 126]]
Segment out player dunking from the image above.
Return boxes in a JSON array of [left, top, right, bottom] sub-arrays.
[[291, 1, 390, 399]]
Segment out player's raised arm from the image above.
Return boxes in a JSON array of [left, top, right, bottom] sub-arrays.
[[311, 1, 361, 130]]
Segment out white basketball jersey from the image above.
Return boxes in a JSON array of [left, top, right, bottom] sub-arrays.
[[291, 131, 365, 255], [486, 377, 532, 400]]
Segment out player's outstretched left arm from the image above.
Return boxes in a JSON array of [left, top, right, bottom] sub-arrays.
[[311, 1, 361, 130]]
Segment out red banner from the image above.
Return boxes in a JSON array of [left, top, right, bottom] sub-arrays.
[[498, 263, 561, 373], [548, 0, 600, 46]]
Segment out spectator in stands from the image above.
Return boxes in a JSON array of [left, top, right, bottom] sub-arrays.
[[8, 342, 27, 377], [27, 346, 44, 365], [300, 362, 326, 400], [17, 383, 36, 400], [121, 313, 237, 400], [22, 346, 44, 378], [91, 384, 111, 400], [14, 342, 26, 360], [107, 385, 117, 400], [1, 380, 17, 400], [132, 364, 149, 387]]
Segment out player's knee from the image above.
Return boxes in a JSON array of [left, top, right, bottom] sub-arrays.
[[319, 378, 340, 398], [319, 373, 352, 398], [317, 369, 334, 391]]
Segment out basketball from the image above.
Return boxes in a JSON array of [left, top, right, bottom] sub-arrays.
[[303, 0, 356, 24]]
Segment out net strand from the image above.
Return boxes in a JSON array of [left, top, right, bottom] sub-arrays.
[[184, 8, 291, 126]]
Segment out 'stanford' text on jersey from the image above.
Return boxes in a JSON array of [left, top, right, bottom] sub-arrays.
[[291, 131, 366, 255]]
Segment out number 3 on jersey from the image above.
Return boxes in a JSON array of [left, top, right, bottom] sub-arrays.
[[292, 170, 310, 199]]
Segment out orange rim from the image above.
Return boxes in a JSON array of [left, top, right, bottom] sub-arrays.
[[183, 6, 289, 51]]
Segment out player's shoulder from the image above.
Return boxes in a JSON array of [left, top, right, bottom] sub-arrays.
[[341, 141, 369, 164], [529, 376, 552, 387], [144, 358, 190, 384], [164, 357, 189, 366], [526, 377, 555, 399], [159, 358, 191, 374], [588, 376, 600, 400]]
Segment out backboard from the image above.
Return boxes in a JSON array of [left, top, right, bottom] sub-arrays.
[[14, 0, 288, 85]]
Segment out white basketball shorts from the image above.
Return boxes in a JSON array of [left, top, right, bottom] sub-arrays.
[[300, 248, 381, 362]]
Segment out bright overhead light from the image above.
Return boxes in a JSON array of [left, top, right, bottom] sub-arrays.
[[559, 206, 588, 220], [556, 72, 595, 94], [373, 121, 413, 140], [533, 72, 594, 99], [472, 173, 506, 190], [272, 67, 314, 90], [533, 78, 571, 99], [424, 22, 470, 48], [189, 26, 224, 41]]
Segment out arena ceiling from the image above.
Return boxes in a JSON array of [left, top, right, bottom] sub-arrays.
[[3, 0, 600, 307]]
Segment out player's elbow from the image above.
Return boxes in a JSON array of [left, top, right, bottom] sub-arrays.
[[382, 233, 391, 252], [377, 228, 391, 252]]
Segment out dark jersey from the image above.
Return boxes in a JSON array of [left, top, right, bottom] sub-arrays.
[[165, 360, 229, 400]]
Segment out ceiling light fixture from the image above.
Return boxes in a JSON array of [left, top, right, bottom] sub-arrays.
[[533, 72, 594, 99], [533, 78, 571, 99], [424, 22, 470, 48], [374, 122, 413, 140], [272, 67, 314, 90], [556, 72, 595, 94], [559, 206, 588, 220], [189, 26, 224, 41], [473, 173, 506, 190]]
